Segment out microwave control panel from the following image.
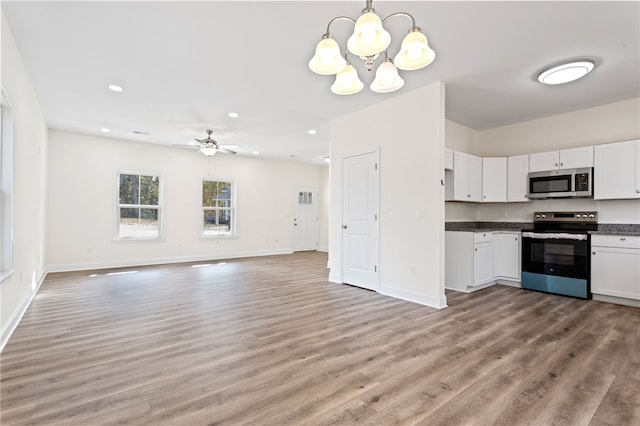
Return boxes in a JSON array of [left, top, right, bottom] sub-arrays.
[[575, 173, 590, 191]]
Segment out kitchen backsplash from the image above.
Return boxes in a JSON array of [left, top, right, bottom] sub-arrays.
[[445, 198, 640, 224]]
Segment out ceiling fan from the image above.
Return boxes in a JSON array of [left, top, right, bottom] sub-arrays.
[[176, 130, 238, 156]]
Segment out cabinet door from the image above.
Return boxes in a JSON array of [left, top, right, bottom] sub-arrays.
[[482, 157, 507, 202], [591, 247, 640, 300], [529, 151, 559, 172], [473, 242, 493, 286], [453, 151, 482, 202], [445, 149, 454, 171], [559, 146, 593, 169], [493, 233, 520, 280], [468, 154, 483, 202], [594, 140, 640, 200], [507, 154, 530, 202]]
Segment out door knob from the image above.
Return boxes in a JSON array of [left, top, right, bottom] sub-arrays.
[[342, 225, 347, 229]]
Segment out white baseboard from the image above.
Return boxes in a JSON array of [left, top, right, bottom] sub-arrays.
[[1, 270, 47, 353], [47, 248, 294, 273], [593, 294, 640, 308], [317, 246, 328, 253], [328, 272, 341, 284], [380, 284, 448, 309]]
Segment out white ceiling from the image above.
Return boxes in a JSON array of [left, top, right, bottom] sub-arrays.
[[3, 1, 639, 165]]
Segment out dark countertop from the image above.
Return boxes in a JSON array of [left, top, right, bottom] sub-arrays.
[[445, 222, 640, 236], [445, 222, 531, 232]]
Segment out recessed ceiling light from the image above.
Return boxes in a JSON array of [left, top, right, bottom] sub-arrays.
[[253, 151, 260, 155], [308, 129, 317, 135], [100, 128, 110, 133], [108, 84, 124, 92], [228, 112, 239, 118], [537, 60, 595, 85]]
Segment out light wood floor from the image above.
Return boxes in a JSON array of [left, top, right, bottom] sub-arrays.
[[1, 252, 639, 425]]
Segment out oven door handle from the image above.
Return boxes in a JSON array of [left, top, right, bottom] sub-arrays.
[[522, 232, 588, 241]]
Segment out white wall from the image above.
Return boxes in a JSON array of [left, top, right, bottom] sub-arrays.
[[329, 83, 446, 309], [0, 14, 49, 349], [318, 165, 329, 252], [445, 98, 640, 223], [47, 130, 327, 270]]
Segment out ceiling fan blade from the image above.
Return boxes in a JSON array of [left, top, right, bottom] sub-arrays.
[[218, 147, 237, 155], [171, 144, 199, 149], [220, 144, 240, 149]]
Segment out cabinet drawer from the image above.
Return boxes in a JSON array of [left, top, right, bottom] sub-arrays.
[[474, 232, 493, 243], [592, 235, 640, 249]]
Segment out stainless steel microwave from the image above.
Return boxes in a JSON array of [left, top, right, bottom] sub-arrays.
[[527, 167, 593, 199]]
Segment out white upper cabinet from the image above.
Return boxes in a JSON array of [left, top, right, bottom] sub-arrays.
[[453, 151, 483, 202], [529, 150, 560, 172], [560, 146, 594, 169], [507, 154, 530, 202], [594, 139, 640, 200], [482, 157, 507, 202], [529, 146, 594, 172], [445, 148, 454, 171]]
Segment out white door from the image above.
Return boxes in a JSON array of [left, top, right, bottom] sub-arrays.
[[293, 187, 319, 251], [342, 152, 378, 290]]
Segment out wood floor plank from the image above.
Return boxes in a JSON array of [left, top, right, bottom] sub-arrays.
[[1, 252, 639, 425]]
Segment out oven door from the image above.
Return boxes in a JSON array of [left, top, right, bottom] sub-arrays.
[[522, 232, 589, 279], [521, 232, 591, 298]]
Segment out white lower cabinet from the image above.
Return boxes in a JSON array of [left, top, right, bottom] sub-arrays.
[[446, 231, 521, 292], [591, 235, 640, 301], [492, 232, 521, 281]]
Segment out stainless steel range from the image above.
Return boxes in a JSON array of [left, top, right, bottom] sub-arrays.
[[521, 211, 598, 299]]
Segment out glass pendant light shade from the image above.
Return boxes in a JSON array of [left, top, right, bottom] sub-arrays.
[[394, 30, 436, 71], [331, 63, 364, 95], [309, 36, 347, 75], [347, 12, 391, 57], [370, 59, 404, 93], [200, 147, 217, 156]]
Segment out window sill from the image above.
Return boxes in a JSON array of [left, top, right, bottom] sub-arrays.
[[200, 234, 237, 240], [112, 237, 165, 243]]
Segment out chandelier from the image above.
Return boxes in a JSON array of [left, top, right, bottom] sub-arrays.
[[308, 0, 436, 95]]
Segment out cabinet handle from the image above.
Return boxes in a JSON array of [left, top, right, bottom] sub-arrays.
[[620, 237, 626, 241], [592, 252, 596, 255], [555, 163, 558, 167], [467, 194, 471, 198], [515, 237, 518, 241], [636, 189, 640, 193], [475, 248, 478, 251], [560, 163, 563, 167]]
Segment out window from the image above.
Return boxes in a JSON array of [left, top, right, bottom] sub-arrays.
[[117, 172, 161, 239], [1, 89, 13, 282], [202, 180, 234, 237]]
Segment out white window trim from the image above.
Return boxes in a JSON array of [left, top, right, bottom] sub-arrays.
[[1, 88, 14, 283], [115, 170, 163, 241], [201, 178, 237, 239]]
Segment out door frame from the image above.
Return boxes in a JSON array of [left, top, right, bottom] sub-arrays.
[[341, 149, 380, 291]]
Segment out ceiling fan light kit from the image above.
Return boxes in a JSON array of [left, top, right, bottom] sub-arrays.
[[309, 0, 436, 95]]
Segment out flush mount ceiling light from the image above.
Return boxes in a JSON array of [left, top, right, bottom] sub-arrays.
[[108, 84, 124, 92], [309, 0, 436, 95], [537, 60, 595, 85]]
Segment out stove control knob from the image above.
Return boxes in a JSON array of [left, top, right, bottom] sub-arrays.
[[541, 214, 546, 218], [575, 213, 581, 218], [582, 214, 589, 218], [588, 214, 595, 218], [535, 214, 540, 219]]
